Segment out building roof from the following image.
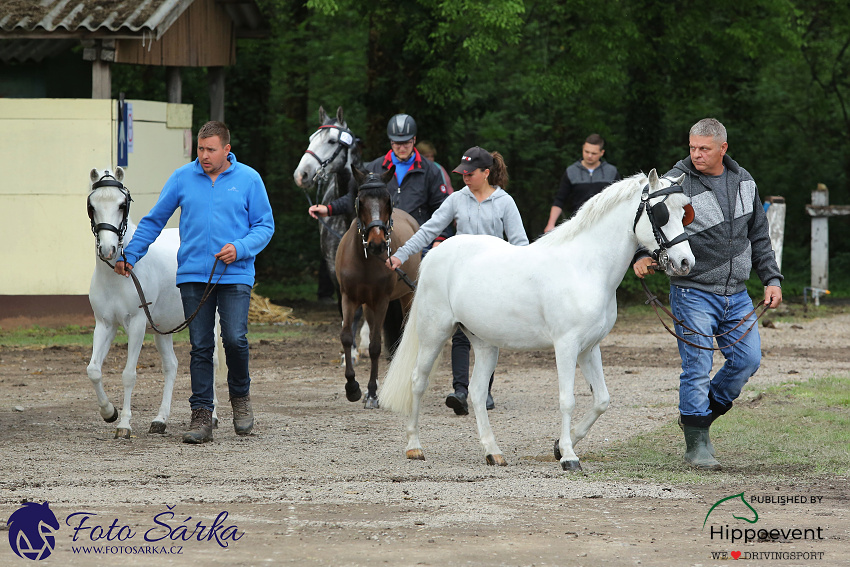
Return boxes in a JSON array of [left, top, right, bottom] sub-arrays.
[[0, 0, 264, 62]]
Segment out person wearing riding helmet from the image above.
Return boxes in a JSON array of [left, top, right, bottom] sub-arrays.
[[387, 146, 529, 416], [308, 114, 451, 245], [632, 118, 782, 471]]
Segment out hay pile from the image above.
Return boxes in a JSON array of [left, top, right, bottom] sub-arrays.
[[248, 292, 304, 325]]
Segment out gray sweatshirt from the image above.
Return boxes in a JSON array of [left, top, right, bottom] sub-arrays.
[[393, 186, 529, 264]]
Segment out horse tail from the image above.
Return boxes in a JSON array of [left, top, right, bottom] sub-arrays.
[[381, 293, 439, 416]]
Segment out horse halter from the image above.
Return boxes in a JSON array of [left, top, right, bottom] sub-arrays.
[[633, 182, 694, 269], [88, 173, 133, 253], [355, 175, 394, 258], [304, 123, 355, 184]]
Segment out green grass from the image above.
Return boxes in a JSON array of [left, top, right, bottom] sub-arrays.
[[0, 323, 311, 348], [585, 376, 850, 483]]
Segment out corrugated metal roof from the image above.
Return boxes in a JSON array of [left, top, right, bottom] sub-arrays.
[[0, 0, 263, 39], [0, 0, 191, 38]]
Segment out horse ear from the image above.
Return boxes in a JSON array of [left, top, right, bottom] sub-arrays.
[[674, 173, 686, 186], [381, 165, 396, 185], [336, 106, 344, 124], [115, 167, 125, 182], [90, 169, 100, 184], [647, 168, 659, 189], [318, 106, 328, 123], [352, 167, 367, 187]]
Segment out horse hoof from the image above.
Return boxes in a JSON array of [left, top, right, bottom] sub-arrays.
[[406, 449, 425, 461], [104, 406, 119, 423], [554, 439, 561, 461], [212, 417, 219, 429], [486, 454, 508, 466], [114, 428, 131, 440], [149, 421, 166, 435], [560, 459, 582, 472], [363, 395, 379, 409], [345, 381, 362, 402]]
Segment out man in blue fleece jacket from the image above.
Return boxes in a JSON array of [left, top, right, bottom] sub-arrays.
[[114, 121, 275, 444]]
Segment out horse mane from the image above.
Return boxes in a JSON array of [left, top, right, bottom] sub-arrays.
[[532, 172, 646, 248]]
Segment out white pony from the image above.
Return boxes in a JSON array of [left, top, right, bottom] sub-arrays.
[[380, 170, 696, 471], [86, 167, 222, 439]]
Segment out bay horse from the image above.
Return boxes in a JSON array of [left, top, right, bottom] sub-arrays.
[[336, 166, 420, 408], [87, 167, 223, 438], [380, 170, 696, 470]]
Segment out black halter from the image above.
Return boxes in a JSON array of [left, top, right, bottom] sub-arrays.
[[633, 182, 690, 267], [355, 176, 394, 257], [87, 173, 133, 253], [304, 123, 355, 184]]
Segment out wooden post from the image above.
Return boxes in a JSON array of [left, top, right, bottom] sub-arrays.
[[91, 59, 111, 99], [810, 184, 829, 289], [764, 196, 786, 272], [208, 67, 225, 122], [166, 67, 182, 103]]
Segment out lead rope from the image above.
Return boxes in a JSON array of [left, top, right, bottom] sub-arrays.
[[101, 255, 227, 335], [640, 279, 769, 351]]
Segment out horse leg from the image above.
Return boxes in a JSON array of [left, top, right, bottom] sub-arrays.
[[115, 317, 147, 439], [363, 301, 388, 409], [87, 321, 119, 423], [467, 338, 506, 466], [340, 295, 361, 402], [404, 340, 446, 460], [211, 311, 224, 428], [571, 344, 610, 446], [149, 333, 177, 434], [553, 340, 582, 471]]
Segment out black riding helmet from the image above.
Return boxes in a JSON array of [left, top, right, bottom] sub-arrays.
[[387, 114, 417, 142]]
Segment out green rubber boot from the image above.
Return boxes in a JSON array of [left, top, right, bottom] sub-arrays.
[[679, 415, 715, 456], [682, 425, 721, 471]]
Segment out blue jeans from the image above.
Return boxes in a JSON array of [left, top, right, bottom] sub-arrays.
[[179, 283, 252, 411], [669, 286, 761, 427]]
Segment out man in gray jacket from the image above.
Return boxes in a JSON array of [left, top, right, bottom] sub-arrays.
[[633, 118, 782, 471]]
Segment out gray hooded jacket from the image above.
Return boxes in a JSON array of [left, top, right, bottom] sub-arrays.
[[393, 186, 528, 265], [640, 155, 782, 295]]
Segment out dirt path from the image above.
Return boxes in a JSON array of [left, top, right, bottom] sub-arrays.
[[0, 304, 847, 566]]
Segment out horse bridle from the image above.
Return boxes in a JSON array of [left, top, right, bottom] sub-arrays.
[[88, 173, 225, 335], [633, 182, 694, 270], [87, 173, 132, 256], [303, 123, 355, 185], [354, 175, 394, 259]]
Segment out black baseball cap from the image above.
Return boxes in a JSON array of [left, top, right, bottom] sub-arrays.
[[452, 146, 493, 175]]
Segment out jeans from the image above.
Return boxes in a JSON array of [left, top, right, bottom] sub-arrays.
[[451, 327, 494, 395], [179, 283, 252, 411], [669, 285, 761, 426]]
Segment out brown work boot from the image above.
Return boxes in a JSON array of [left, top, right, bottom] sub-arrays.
[[230, 394, 254, 436], [182, 408, 213, 444]]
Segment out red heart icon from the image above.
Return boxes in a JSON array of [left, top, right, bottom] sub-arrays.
[[731, 551, 742, 560]]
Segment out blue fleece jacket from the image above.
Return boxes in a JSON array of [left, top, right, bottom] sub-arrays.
[[123, 153, 274, 286]]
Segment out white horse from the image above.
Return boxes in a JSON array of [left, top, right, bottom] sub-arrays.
[[86, 167, 223, 439], [380, 170, 696, 471]]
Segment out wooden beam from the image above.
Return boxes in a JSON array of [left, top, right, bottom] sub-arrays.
[[208, 66, 225, 122], [811, 184, 829, 289], [167, 67, 183, 103]]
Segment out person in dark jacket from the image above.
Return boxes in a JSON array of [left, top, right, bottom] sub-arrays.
[[544, 133, 621, 232], [309, 114, 451, 243], [633, 118, 782, 471]]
